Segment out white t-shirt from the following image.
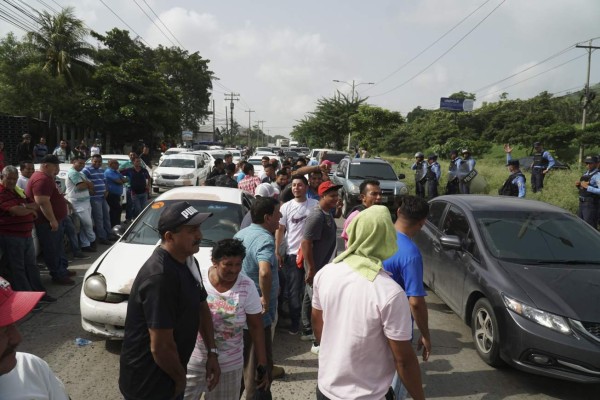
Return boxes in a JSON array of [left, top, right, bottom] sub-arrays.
[[0, 352, 69, 400], [187, 266, 262, 373], [17, 175, 29, 191], [90, 145, 101, 156], [312, 261, 412, 400], [279, 197, 318, 255]]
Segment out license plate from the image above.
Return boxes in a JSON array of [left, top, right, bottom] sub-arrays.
[[381, 196, 388, 202]]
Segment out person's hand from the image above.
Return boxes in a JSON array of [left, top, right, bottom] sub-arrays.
[[255, 364, 270, 390], [503, 143, 512, 153], [205, 355, 221, 391], [543, 169, 549, 175], [31, 210, 39, 220], [575, 180, 581, 187], [50, 219, 59, 231], [305, 268, 315, 286], [581, 181, 589, 189], [260, 296, 268, 314], [416, 335, 431, 362], [171, 375, 186, 400], [276, 254, 284, 270]]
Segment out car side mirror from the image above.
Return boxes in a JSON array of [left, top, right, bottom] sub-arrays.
[[398, 173, 405, 179], [335, 171, 344, 177], [440, 235, 462, 250], [112, 224, 126, 238]]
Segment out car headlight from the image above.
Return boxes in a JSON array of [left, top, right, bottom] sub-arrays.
[[84, 274, 107, 301], [152, 172, 159, 179], [180, 173, 194, 179], [502, 293, 571, 334], [348, 183, 360, 195], [399, 186, 409, 195]]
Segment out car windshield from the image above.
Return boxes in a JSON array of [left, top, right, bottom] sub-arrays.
[[256, 147, 271, 152], [348, 162, 398, 180], [165, 149, 185, 155], [122, 200, 243, 246], [323, 153, 348, 164], [475, 211, 600, 264], [210, 153, 227, 159], [160, 158, 195, 168]]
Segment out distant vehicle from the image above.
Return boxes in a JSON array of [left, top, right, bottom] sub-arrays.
[[152, 153, 209, 193], [225, 148, 242, 164], [276, 138, 289, 147], [289, 140, 299, 147], [414, 195, 600, 383], [307, 148, 332, 164], [331, 157, 407, 217], [158, 147, 190, 166], [256, 146, 273, 153]]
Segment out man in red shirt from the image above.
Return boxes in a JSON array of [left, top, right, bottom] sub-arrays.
[[0, 166, 54, 302], [25, 155, 75, 285]]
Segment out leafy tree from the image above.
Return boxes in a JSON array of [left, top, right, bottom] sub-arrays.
[[349, 105, 404, 154], [449, 91, 476, 100]]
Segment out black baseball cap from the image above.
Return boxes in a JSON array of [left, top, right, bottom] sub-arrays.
[[584, 156, 598, 164], [533, 142, 542, 147], [506, 159, 520, 167], [157, 201, 212, 234]]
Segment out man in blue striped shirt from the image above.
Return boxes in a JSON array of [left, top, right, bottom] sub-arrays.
[[83, 154, 116, 245]]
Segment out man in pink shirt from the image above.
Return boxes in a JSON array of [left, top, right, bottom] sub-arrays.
[[312, 205, 425, 400]]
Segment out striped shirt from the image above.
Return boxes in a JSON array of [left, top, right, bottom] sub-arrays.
[[83, 166, 106, 199]]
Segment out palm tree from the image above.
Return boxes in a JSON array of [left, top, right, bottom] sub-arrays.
[[27, 7, 95, 86]]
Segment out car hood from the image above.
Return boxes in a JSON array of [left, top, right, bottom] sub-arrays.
[[95, 242, 212, 294], [155, 166, 194, 175], [499, 260, 600, 322]]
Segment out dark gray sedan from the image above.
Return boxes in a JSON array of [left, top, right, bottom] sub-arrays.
[[414, 195, 600, 383]]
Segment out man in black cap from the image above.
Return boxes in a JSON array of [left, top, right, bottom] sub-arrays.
[[411, 152, 426, 198], [120, 201, 220, 400], [425, 154, 440, 199], [575, 156, 600, 227], [499, 159, 526, 198], [530, 142, 555, 193]]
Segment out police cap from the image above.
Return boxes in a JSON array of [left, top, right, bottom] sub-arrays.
[[506, 159, 520, 167], [584, 155, 598, 164]]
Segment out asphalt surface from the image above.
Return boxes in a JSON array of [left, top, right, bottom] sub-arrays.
[[15, 228, 600, 400]]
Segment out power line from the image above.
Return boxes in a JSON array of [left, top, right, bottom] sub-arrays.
[[141, 0, 184, 48], [0, 2, 39, 32], [371, 0, 506, 98], [4, 0, 40, 25], [131, 0, 176, 47], [366, 0, 492, 92], [99, 0, 151, 47], [35, 0, 58, 14]]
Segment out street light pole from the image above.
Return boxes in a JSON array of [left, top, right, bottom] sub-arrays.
[[332, 79, 374, 151]]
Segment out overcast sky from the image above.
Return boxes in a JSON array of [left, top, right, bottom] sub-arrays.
[[2, 0, 599, 137]]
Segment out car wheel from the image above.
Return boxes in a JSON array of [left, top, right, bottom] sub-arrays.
[[471, 298, 504, 367]]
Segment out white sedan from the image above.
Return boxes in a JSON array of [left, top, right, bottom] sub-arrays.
[[80, 186, 254, 339], [152, 153, 209, 193]]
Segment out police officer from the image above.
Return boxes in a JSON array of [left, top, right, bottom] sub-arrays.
[[425, 154, 441, 199], [411, 152, 426, 198], [530, 141, 555, 193], [499, 158, 526, 198], [459, 149, 476, 194], [446, 150, 461, 195], [575, 156, 600, 228]]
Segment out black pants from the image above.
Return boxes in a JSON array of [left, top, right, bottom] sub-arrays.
[[106, 193, 122, 227], [427, 179, 439, 199], [578, 199, 599, 228], [446, 179, 459, 195], [415, 179, 425, 198], [531, 169, 545, 193]]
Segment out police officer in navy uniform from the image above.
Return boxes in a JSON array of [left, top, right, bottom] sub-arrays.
[[530, 141, 555, 193], [446, 150, 461, 194], [575, 156, 600, 228], [458, 149, 476, 194], [425, 154, 441, 199], [411, 152, 426, 198], [501, 144, 526, 198]]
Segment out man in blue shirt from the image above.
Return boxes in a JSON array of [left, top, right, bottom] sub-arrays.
[[83, 154, 116, 244], [383, 195, 432, 400], [105, 159, 128, 227], [458, 149, 476, 194], [425, 154, 441, 199], [576, 155, 600, 228], [530, 141, 555, 193], [234, 197, 281, 399]]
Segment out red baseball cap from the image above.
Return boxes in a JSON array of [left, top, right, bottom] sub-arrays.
[[318, 181, 342, 197], [0, 276, 44, 327]]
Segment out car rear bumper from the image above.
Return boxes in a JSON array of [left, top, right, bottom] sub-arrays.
[[502, 309, 600, 383], [80, 294, 127, 339]]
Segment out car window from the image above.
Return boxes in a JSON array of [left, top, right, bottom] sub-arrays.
[[348, 162, 397, 180], [160, 158, 196, 168], [442, 206, 470, 242], [242, 193, 254, 214], [122, 200, 243, 246], [322, 152, 348, 164], [427, 201, 447, 229]]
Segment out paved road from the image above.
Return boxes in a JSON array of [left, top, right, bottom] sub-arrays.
[[16, 241, 600, 399]]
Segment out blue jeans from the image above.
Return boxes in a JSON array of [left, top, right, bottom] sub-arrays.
[[0, 236, 45, 291], [130, 192, 148, 219], [301, 281, 313, 333], [391, 372, 409, 400], [62, 216, 81, 254], [36, 221, 69, 280], [283, 254, 305, 331], [90, 197, 112, 240]]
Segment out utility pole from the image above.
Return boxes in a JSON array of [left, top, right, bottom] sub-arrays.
[[257, 120, 266, 148], [224, 92, 239, 142], [212, 99, 215, 141], [333, 79, 375, 150], [576, 41, 600, 164], [225, 107, 228, 138], [245, 109, 255, 149]]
